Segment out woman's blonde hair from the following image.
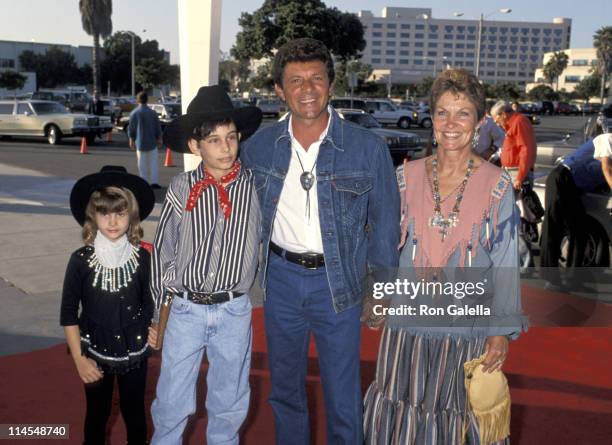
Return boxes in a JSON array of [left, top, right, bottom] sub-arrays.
[[82, 186, 143, 245]]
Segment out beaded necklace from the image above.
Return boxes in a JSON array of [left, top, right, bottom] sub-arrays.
[[428, 157, 475, 241], [88, 244, 140, 292]]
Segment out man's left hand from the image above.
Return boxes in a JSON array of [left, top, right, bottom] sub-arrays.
[[513, 179, 522, 190]]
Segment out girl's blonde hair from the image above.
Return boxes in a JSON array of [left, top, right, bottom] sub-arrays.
[[82, 186, 143, 245]]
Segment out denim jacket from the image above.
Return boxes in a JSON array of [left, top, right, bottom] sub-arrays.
[[241, 109, 400, 312]]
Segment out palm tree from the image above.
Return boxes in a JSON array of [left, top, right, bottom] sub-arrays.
[[593, 26, 612, 104], [543, 51, 569, 91], [79, 0, 113, 95]]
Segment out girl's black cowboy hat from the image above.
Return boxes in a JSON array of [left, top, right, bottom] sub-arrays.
[[163, 85, 262, 153], [70, 166, 155, 226]]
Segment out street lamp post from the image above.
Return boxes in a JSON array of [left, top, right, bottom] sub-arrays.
[[454, 9, 511, 77], [127, 30, 146, 97], [130, 32, 135, 97]]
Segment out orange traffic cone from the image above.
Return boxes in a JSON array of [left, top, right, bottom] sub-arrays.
[[80, 137, 88, 154], [164, 148, 174, 167], [106, 130, 113, 142]]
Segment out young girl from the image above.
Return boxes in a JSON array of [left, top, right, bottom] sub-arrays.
[[60, 165, 155, 445]]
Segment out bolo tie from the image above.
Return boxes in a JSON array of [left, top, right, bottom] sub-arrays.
[[295, 151, 316, 222]]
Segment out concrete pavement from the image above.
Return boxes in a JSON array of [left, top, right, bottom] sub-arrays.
[[0, 161, 265, 357]]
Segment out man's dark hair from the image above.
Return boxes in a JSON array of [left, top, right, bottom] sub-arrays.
[[137, 91, 148, 104], [272, 38, 335, 86]]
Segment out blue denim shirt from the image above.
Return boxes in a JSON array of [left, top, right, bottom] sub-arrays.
[[241, 109, 400, 312]]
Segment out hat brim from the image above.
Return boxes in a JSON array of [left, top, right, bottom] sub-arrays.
[[70, 171, 155, 226], [163, 106, 262, 153]]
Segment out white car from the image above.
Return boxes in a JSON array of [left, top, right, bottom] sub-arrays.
[[0, 100, 113, 145], [364, 99, 417, 129]]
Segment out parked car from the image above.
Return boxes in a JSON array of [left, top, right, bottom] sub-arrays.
[[556, 102, 579, 115], [330, 97, 367, 111], [255, 98, 286, 117], [580, 103, 602, 114], [533, 112, 611, 267], [534, 100, 555, 115], [364, 99, 417, 129], [37, 89, 92, 112], [0, 100, 113, 145], [336, 109, 421, 163], [119, 103, 182, 133], [98, 98, 122, 122], [115, 97, 138, 115], [231, 98, 250, 108], [31, 91, 68, 106], [398, 103, 433, 128]]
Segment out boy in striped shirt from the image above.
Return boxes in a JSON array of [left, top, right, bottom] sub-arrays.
[[147, 86, 262, 445]]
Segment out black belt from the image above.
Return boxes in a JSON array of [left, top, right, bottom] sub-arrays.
[[270, 241, 325, 269], [175, 291, 243, 305]]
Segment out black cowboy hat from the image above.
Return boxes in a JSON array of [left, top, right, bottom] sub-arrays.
[[70, 166, 155, 226], [163, 85, 262, 153]]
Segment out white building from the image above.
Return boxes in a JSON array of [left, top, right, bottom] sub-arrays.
[[0, 40, 96, 70], [530, 48, 598, 93], [357, 7, 571, 86]]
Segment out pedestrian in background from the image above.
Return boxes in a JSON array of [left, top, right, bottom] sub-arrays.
[[475, 111, 505, 162], [88, 92, 104, 116], [491, 100, 536, 191], [129, 92, 162, 189], [540, 133, 612, 287]]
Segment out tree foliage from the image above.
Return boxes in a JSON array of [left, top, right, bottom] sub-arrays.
[[231, 0, 365, 63], [0, 70, 27, 97], [18, 47, 91, 88], [574, 74, 601, 102], [527, 84, 559, 102], [488, 82, 521, 100], [543, 51, 569, 91], [593, 26, 612, 103], [219, 56, 250, 92], [333, 60, 373, 95], [135, 58, 177, 90], [78, 0, 113, 94], [250, 62, 275, 92], [100, 31, 178, 94]]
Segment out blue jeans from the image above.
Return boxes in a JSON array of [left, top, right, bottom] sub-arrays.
[[265, 252, 363, 445], [151, 294, 252, 445]]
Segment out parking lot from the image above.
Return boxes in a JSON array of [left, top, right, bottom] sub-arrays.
[[0, 114, 592, 181]]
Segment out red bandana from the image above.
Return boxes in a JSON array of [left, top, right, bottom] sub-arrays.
[[185, 161, 241, 218]]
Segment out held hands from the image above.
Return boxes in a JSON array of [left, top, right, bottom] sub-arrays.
[[481, 335, 509, 373], [147, 325, 159, 350], [75, 356, 103, 383], [360, 294, 388, 330]]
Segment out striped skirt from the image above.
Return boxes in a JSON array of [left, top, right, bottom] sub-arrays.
[[363, 327, 511, 445]]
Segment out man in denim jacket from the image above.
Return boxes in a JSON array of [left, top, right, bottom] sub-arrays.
[[241, 38, 400, 444]]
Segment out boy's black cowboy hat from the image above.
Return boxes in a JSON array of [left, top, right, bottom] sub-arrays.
[[163, 85, 262, 153], [70, 166, 155, 226]]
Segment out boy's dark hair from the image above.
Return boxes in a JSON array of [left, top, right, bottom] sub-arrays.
[[272, 38, 335, 86], [190, 117, 236, 141], [137, 91, 148, 104]]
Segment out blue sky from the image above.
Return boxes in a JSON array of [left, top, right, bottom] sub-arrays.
[[2, 0, 610, 64]]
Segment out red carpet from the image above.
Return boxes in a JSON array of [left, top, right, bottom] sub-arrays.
[[2, 296, 612, 444]]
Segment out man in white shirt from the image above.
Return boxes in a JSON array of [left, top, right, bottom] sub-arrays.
[[241, 38, 400, 444]]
